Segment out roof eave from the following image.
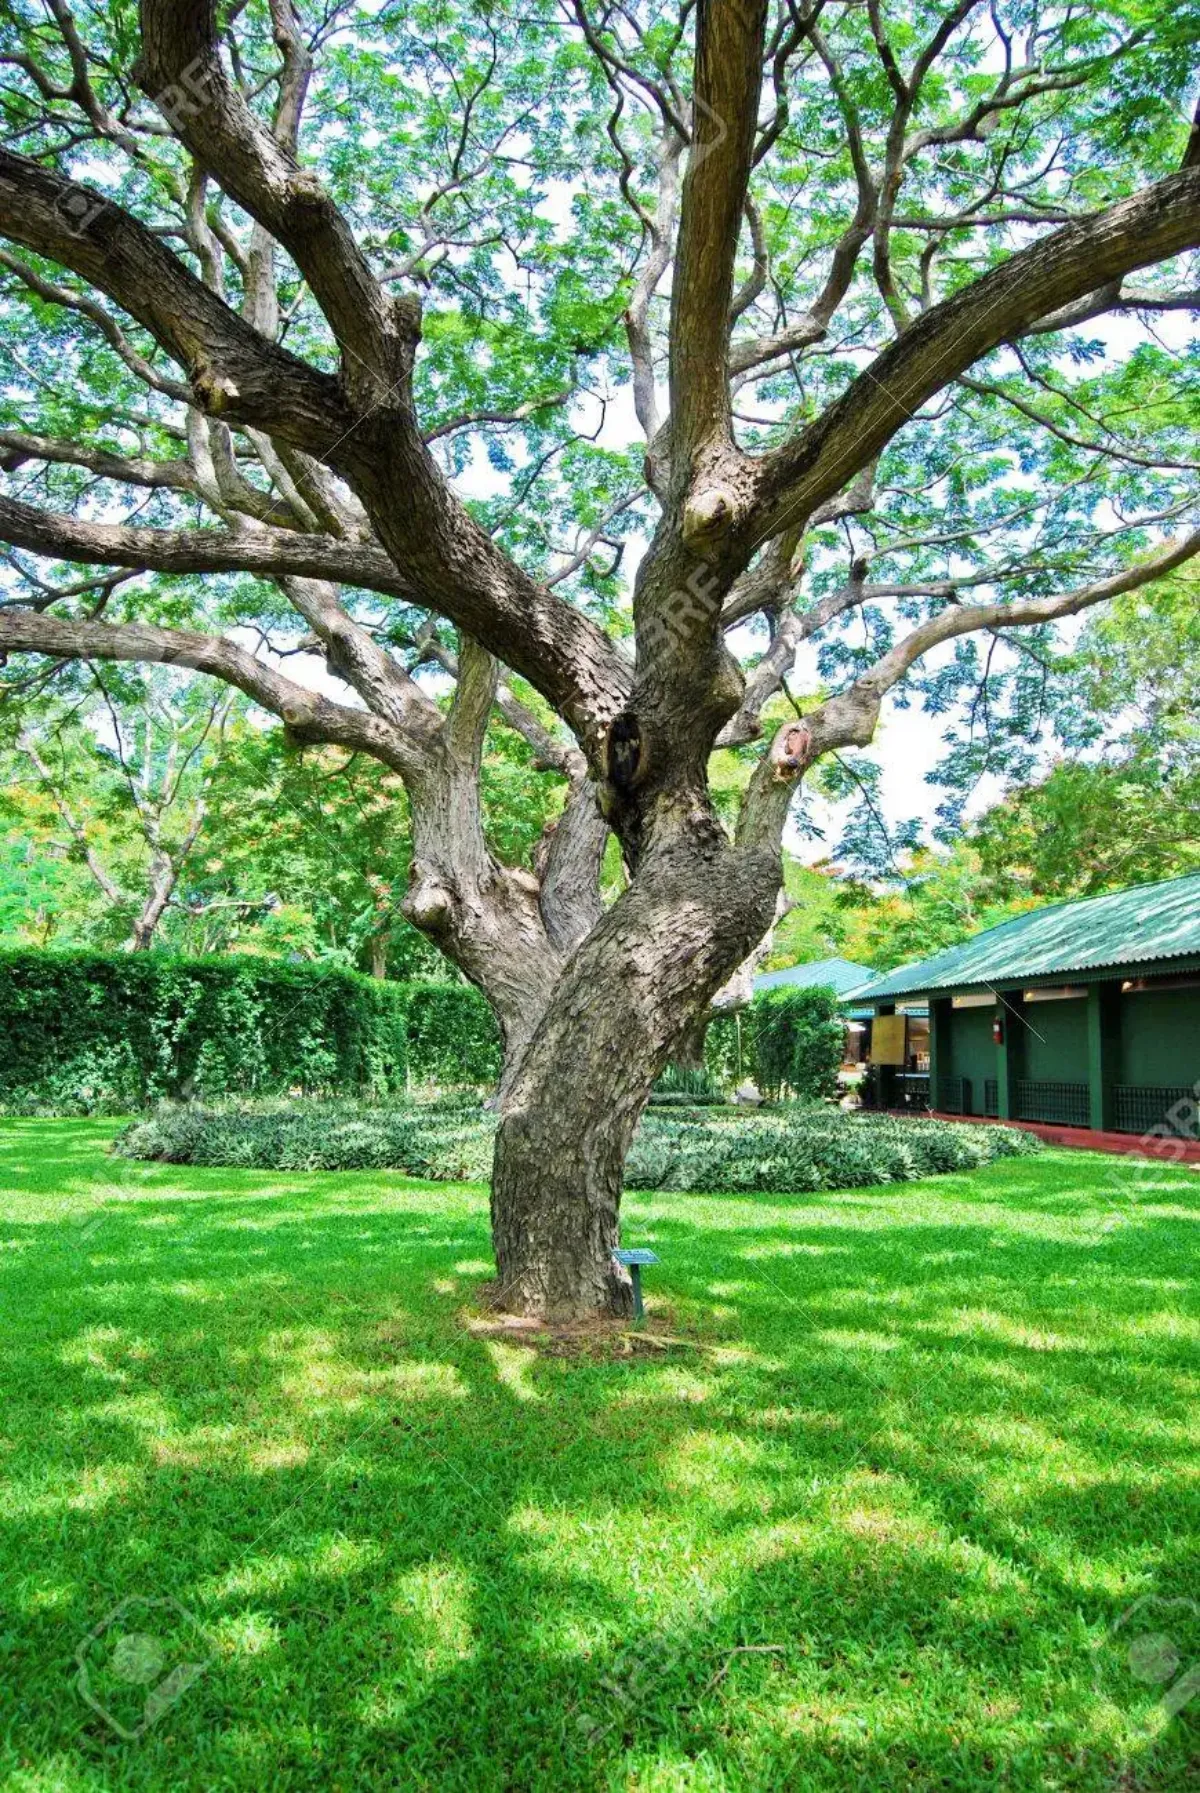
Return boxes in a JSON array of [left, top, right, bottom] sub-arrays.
[[856, 951, 1200, 1007]]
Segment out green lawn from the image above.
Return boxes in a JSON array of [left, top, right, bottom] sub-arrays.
[[1, 1120, 1198, 1791]]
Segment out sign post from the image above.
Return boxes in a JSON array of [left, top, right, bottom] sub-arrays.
[[612, 1247, 659, 1323]]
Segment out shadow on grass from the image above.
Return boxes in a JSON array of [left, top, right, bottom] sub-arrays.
[[0, 1130, 1198, 1790]]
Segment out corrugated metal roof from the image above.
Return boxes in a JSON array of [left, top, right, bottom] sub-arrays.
[[851, 874, 1200, 1003], [755, 957, 876, 998]]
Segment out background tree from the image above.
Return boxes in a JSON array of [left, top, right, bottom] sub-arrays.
[[974, 585, 1200, 895], [193, 706, 565, 971], [0, 664, 233, 950], [798, 577, 1200, 972], [0, 0, 1197, 1315]]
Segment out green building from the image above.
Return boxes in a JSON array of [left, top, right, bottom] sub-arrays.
[[754, 956, 876, 1001], [850, 874, 1200, 1138]]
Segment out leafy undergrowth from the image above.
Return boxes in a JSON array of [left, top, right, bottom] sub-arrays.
[[625, 1105, 1039, 1192], [113, 1097, 1039, 1193], [1, 1120, 1198, 1790]]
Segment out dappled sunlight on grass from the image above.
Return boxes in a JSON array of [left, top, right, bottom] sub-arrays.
[[1, 1119, 1198, 1788]]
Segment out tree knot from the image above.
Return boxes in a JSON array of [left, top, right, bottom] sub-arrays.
[[403, 871, 455, 933], [769, 721, 814, 781], [191, 367, 241, 415], [288, 169, 329, 210], [682, 485, 738, 547]]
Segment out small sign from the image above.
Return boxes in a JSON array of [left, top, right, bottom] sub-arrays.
[[612, 1247, 659, 1322], [872, 1014, 907, 1066]]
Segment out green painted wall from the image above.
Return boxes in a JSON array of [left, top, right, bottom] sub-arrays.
[[948, 1007, 996, 1114], [1023, 996, 1088, 1083], [1119, 988, 1200, 1086], [892, 975, 1200, 1126]]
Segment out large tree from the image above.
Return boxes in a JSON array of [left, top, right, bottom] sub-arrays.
[[0, 0, 1197, 1316]]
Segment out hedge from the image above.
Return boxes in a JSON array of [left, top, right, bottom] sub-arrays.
[[0, 948, 499, 1111]]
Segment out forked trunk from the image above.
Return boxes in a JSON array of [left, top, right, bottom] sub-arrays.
[[124, 853, 177, 952], [489, 830, 779, 1319]]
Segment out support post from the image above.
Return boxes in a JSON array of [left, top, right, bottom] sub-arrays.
[[1087, 980, 1120, 1132], [996, 989, 1025, 1121], [876, 1002, 898, 1110], [929, 998, 951, 1112], [612, 1248, 657, 1326]]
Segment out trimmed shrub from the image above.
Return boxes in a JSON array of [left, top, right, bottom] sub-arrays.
[[745, 984, 845, 1099], [0, 949, 499, 1111], [115, 1096, 1039, 1192], [699, 985, 846, 1098], [626, 1107, 1038, 1192]]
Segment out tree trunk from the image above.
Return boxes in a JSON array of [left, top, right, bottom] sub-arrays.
[[671, 1015, 710, 1074], [489, 828, 780, 1319], [124, 849, 179, 952]]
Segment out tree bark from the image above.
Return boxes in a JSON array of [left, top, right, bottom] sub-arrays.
[[124, 843, 184, 951], [670, 1015, 710, 1075], [489, 826, 780, 1319]]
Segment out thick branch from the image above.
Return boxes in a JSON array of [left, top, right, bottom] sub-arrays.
[[535, 775, 607, 955], [444, 633, 500, 768], [0, 493, 426, 604], [752, 167, 1200, 537], [0, 608, 422, 773], [669, 0, 768, 460], [0, 430, 195, 491], [1022, 280, 1200, 336], [0, 148, 349, 449], [135, 0, 412, 395], [276, 575, 441, 743]]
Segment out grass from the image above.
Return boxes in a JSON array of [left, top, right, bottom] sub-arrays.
[[0, 1120, 1197, 1791]]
